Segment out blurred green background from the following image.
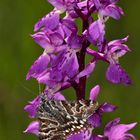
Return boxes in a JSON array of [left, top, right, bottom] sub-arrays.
[[0, 0, 139, 139]]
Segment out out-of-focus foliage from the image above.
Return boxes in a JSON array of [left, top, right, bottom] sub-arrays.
[[0, 0, 139, 139]]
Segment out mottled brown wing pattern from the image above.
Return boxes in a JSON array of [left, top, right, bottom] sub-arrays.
[[38, 97, 98, 140]]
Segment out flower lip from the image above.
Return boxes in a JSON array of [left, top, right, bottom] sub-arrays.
[[104, 118, 137, 140]]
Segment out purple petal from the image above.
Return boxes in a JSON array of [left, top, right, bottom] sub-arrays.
[[83, 128, 94, 140], [67, 132, 83, 140], [26, 53, 50, 80], [108, 36, 129, 46], [90, 85, 100, 101], [67, 33, 82, 49], [32, 31, 64, 51], [32, 32, 53, 50], [93, 0, 101, 9], [88, 113, 102, 128], [88, 19, 105, 45], [107, 36, 130, 61], [61, 19, 77, 37], [38, 71, 61, 88], [65, 52, 79, 78], [105, 118, 121, 132], [106, 64, 132, 85], [34, 11, 60, 31], [47, 92, 66, 100], [48, 0, 66, 11], [104, 118, 137, 140], [55, 50, 79, 78], [107, 44, 129, 62], [24, 96, 40, 118], [67, 128, 93, 140], [49, 32, 64, 46], [24, 121, 39, 136], [91, 134, 105, 140], [101, 4, 124, 20], [100, 102, 117, 113], [76, 62, 96, 80]]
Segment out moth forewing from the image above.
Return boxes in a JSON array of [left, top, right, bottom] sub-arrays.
[[38, 98, 98, 140]]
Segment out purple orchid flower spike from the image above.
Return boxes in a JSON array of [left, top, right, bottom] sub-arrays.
[[24, 0, 137, 139]]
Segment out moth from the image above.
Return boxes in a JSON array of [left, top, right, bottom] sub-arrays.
[[37, 95, 98, 140]]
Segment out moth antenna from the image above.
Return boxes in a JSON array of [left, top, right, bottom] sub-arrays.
[[38, 84, 42, 94], [40, 92, 48, 102]]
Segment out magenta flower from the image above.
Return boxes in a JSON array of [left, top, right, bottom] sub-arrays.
[[87, 36, 131, 85], [92, 118, 137, 140]]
